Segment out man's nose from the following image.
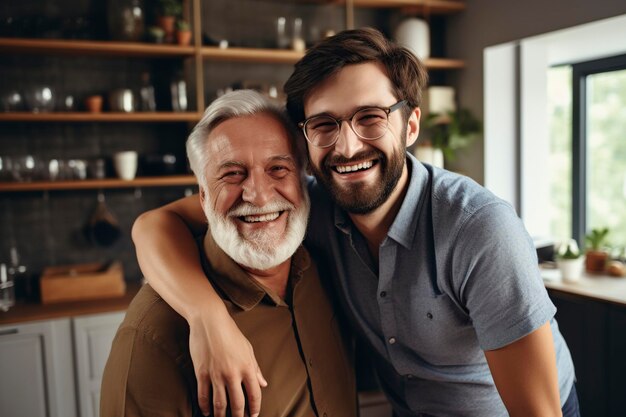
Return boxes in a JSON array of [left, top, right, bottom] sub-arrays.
[[241, 170, 272, 207], [333, 120, 366, 158]]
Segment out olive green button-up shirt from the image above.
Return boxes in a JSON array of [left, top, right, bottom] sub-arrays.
[[101, 232, 356, 417]]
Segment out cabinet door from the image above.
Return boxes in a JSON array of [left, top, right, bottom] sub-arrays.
[[549, 290, 609, 416], [72, 311, 125, 417], [0, 318, 77, 417], [608, 306, 626, 417]]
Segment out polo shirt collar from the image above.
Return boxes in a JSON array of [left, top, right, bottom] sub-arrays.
[[201, 231, 310, 311], [333, 152, 429, 249]]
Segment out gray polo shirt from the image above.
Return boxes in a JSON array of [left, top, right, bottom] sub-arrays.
[[305, 153, 575, 416]]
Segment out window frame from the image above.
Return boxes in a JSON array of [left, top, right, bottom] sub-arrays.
[[571, 54, 626, 245]]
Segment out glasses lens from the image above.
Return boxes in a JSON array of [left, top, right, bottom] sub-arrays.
[[353, 108, 389, 140], [305, 116, 339, 147]]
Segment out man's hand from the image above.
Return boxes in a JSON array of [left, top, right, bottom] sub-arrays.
[[188, 308, 267, 417]]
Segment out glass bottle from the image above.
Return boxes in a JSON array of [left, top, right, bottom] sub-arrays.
[[0, 264, 15, 312], [139, 72, 157, 112]]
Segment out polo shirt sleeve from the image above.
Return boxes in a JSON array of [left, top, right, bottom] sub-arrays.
[[450, 202, 556, 351], [100, 326, 193, 417]]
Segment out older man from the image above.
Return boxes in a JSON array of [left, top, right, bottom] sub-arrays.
[[100, 90, 356, 417]]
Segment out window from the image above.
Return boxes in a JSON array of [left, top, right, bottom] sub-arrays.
[[484, 14, 626, 250], [547, 56, 626, 248]]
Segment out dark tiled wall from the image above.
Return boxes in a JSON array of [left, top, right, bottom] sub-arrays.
[[0, 0, 438, 284]]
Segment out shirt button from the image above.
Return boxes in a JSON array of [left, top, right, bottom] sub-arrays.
[[406, 374, 414, 380], [308, 358, 313, 367], [323, 413, 328, 417], [380, 291, 387, 298], [427, 312, 433, 319], [388, 337, 396, 345]]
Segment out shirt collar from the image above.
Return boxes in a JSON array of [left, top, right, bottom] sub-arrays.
[[200, 231, 311, 311], [333, 152, 430, 249]]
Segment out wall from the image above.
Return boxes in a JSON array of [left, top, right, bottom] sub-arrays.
[[445, 0, 626, 184], [0, 0, 383, 285]]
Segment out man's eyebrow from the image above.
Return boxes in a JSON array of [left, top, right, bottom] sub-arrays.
[[217, 161, 246, 171], [268, 155, 296, 165], [305, 104, 383, 120]]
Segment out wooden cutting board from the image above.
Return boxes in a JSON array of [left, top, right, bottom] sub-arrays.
[[40, 261, 126, 304]]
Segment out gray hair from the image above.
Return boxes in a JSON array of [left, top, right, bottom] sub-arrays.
[[186, 90, 305, 188]]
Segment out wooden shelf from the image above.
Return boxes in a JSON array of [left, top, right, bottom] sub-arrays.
[[201, 46, 463, 68], [0, 176, 197, 192], [201, 46, 304, 64], [0, 112, 201, 122], [0, 38, 195, 57], [353, 0, 466, 14], [424, 57, 465, 70]]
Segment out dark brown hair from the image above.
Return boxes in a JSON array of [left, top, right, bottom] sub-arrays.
[[284, 27, 429, 124]]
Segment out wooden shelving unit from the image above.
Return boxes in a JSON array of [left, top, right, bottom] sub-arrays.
[[0, 0, 466, 192], [0, 38, 195, 57], [201, 46, 304, 64], [353, 0, 465, 14], [0, 112, 201, 123], [0, 176, 197, 192]]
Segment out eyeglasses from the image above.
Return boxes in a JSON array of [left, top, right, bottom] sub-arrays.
[[298, 100, 407, 148]]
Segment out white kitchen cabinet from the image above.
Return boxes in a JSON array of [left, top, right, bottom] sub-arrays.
[[72, 311, 125, 417], [0, 318, 77, 417]]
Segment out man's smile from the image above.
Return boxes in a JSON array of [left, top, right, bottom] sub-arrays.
[[333, 159, 377, 174]]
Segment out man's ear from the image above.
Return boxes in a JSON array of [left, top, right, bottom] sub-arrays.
[[405, 107, 421, 148], [199, 187, 206, 205]]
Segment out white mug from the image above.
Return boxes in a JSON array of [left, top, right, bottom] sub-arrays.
[[113, 151, 138, 180]]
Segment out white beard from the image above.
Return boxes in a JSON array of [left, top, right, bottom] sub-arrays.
[[203, 193, 310, 270]]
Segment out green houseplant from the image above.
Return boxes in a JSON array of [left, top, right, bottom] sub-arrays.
[[155, 0, 182, 41], [556, 239, 584, 282], [585, 227, 610, 273], [423, 108, 482, 163], [176, 19, 191, 45]]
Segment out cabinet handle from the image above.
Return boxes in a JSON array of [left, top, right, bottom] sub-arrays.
[[0, 328, 18, 336]]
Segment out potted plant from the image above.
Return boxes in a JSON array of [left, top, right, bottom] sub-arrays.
[[155, 0, 182, 42], [556, 239, 584, 283], [147, 26, 165, 44], [176, 19, 192, 46], [585, 227, 610, 273], [418, 108, 482, 168]]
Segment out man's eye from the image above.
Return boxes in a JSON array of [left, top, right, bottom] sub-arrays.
[[222, 171, 244, 180], [270, 166, 289, 176]]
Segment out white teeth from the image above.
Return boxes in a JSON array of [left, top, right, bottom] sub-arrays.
[[243, 212, 281, 223], [336, 160, 374, 173]]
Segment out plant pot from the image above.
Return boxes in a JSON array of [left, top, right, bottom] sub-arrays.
[[85, 95, 103, 113], [557, 258, 584, 283], [176, 30, 192, 46], [585, 250, 609, 273], [157, 15, 176, 41]]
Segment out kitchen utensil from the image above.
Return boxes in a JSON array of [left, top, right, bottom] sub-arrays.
[[109, 89, 136, 112], [170, 78, 188, 112], [113, 151, 138, 180], [142, 153, 178, 176], [24, 86, 55, 112], [85, 191, 121, 247], [395, 18, 430, 60], [1, 90, 23, 111], [0, 264, 16, 312]]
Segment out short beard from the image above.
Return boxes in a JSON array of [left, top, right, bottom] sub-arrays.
[[203, 192, 310, 271], [310, 146, 405, 215]]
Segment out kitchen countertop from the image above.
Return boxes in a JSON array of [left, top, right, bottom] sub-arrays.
[[0, 282, 142, 326], [542, 266, 626, 306]]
